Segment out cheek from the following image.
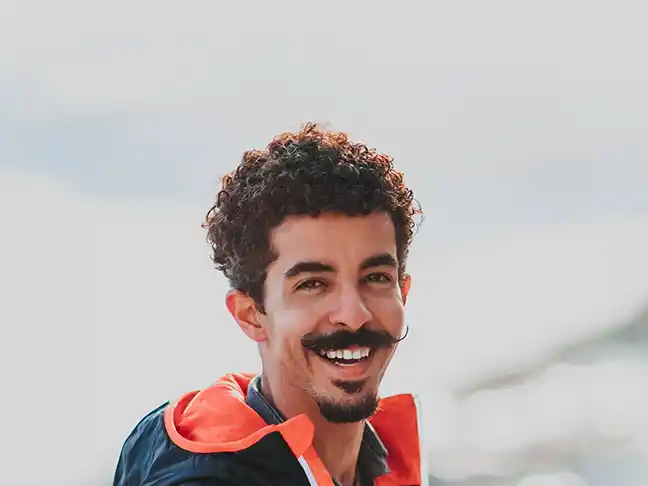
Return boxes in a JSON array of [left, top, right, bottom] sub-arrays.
[[266, 308, 316, 359], [370, 296, 405, 333]]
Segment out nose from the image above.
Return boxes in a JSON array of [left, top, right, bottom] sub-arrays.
[[329, 287, 373, 331]]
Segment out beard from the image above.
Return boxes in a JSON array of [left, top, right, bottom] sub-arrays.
[[312, 379, 380, 423]]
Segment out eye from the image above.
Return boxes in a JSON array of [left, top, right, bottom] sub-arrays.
[[295, 279, 326, 292], [363, 273, 393, 284]]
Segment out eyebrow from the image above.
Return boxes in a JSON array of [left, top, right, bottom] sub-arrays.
[[283, 253, 398, 279], [284, 261, 335, 279], [359, 253, 398, 271]]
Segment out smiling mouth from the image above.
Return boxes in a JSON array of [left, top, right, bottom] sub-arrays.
[[315, 346, 373, 366]]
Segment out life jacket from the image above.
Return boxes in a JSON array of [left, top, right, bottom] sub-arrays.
[[113, 372, 425, 485]]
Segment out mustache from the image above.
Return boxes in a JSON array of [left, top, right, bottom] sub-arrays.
[[301, 326, 409, 352]]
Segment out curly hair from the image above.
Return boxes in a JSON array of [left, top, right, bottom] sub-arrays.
[[203, 123, 421, 312]]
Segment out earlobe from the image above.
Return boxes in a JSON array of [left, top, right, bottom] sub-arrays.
[[400, 274, 411, 305], [225, 289, 268, 342]]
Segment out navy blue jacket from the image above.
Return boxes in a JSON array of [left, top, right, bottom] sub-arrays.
[[113, 373, 424, 485]]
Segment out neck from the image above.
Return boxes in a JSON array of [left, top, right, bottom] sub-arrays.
[[260, 373, 364, 486]]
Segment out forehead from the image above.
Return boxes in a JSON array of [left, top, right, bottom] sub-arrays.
[[269, 212, 397, 268]]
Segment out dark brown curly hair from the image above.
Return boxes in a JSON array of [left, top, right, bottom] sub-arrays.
[[203, 123, 421, 312]]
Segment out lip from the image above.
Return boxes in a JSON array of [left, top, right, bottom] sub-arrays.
[[311, 348, 376, 381]]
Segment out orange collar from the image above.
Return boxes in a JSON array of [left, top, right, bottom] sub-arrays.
[[164, 372, 422, 485]]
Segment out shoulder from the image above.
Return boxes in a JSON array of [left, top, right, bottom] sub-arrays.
[[113, 402, 180, 486], [112, 378, 305, 486]]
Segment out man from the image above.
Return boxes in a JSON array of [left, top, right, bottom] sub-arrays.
[[113, 123, 425, 486]]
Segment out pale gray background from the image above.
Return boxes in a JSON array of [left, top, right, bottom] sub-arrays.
[[1, 1, 647, 485]]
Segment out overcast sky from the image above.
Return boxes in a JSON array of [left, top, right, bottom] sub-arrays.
[[1, 1, 647, 485]]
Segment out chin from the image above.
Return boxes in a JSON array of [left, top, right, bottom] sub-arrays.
[[313, 385, 380, 423]]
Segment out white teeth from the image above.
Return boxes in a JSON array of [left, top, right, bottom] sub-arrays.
[[320, 347, 371, 361], [355, 347, 371, 358]]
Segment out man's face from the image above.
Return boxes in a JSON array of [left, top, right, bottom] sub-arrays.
[[259, 212, 410, 423]]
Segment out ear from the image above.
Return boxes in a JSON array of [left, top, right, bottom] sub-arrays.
[[225, 289, 268, 342], [400, 274, 411, 305]]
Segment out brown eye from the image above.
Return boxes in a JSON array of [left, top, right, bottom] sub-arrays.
[[363, 273, 392, 284], [296, 279, 326, 291]]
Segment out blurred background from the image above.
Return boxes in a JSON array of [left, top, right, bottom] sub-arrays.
[[1, 1, 647, 485]]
